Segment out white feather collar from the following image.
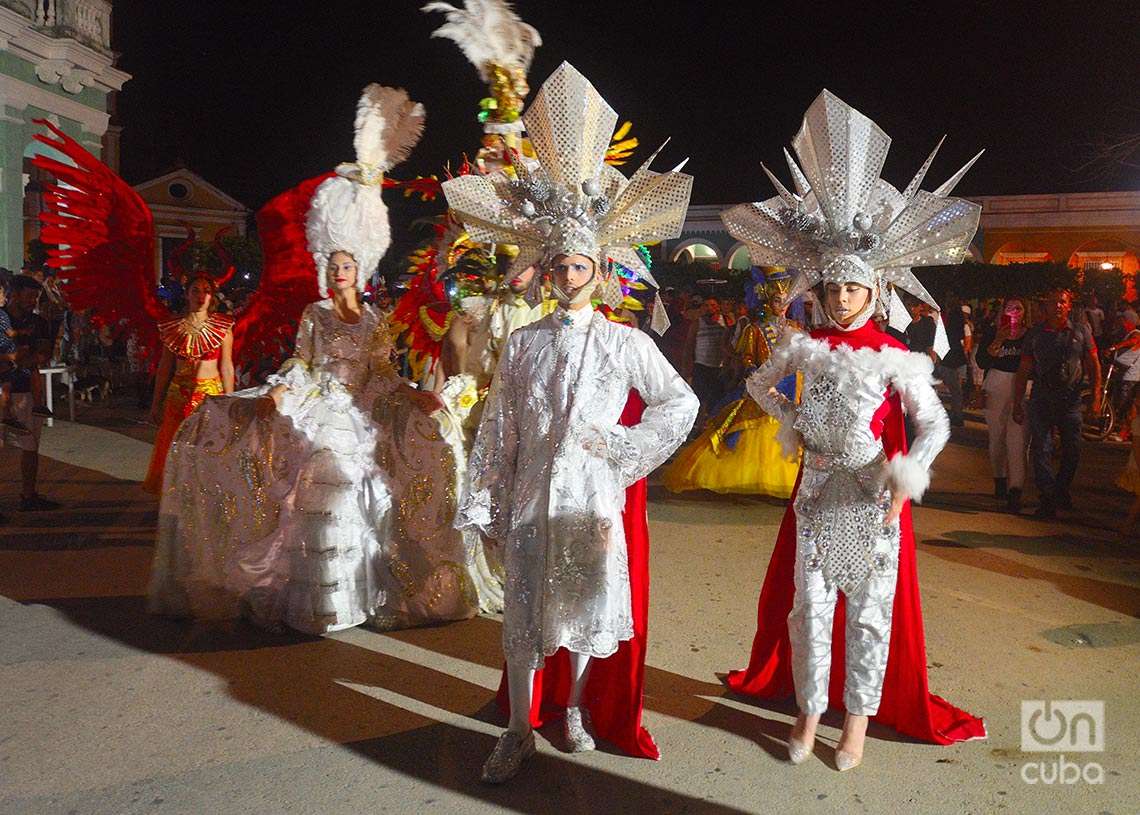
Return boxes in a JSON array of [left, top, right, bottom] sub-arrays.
[[782, 331, 935, 398]]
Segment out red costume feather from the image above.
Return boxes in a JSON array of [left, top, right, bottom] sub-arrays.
[[33, 120, 167, 356], [229, 173, 332, 368], [389, 221, 451, 383], [32, 119, 331, 374]]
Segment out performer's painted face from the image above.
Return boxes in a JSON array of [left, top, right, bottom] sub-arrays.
[[824, 281, 871, 326], [187, 278, 214, 312], [507, 264, 536, 294], [551, 254, 596, 307], [327, 251, 358, 293]]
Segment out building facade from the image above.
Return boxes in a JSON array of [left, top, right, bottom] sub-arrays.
[[666, 191, 1140, 283], [133, 167, 250, 278], [0, 0, 128, 271]]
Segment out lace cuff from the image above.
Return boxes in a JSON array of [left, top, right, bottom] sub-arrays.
[[266, 359, 315, 415]]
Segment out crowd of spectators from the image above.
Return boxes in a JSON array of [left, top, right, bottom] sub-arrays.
[[7, 256, 1140, 529], [910, 287, 1139, 521]]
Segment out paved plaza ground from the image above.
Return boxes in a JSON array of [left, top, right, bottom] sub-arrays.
[[1, 402, 1137, 814]]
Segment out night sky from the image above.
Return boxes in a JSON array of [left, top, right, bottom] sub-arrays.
[[112, 1, 1139, 216]]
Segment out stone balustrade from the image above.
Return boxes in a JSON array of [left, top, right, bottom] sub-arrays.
[[1, 0, 112, 52]]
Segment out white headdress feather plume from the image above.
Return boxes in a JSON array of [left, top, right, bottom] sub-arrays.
[[307, 84, 426, 295], [422, 0, 541, 78], [352, 84, 426, 172]]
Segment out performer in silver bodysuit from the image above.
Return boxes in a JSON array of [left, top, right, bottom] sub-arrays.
[[723, 88, 983, 770]]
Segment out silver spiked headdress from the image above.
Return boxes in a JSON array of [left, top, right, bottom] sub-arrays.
[[441, 61, 693, 306], [722, 89, 983, 311]]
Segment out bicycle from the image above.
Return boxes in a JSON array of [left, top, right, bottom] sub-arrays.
[[1080, 348, 1125, 442]]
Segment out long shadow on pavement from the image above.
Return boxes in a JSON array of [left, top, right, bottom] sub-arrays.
[[922, 532, 1140, 618], [16, 591, 760, 814], [385, 614, 921, 758]]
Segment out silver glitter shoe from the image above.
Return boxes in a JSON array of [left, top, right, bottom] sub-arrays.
[[481, 729, 536, 784], [835, 713, 865, 771], [835, 750, 863, 772], [787, 737, 813, 765], [564, 706, 595, 753]]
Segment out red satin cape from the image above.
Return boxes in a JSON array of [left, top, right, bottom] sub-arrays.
[[725, 323, 986, 744], [495, 391, 660, 759]]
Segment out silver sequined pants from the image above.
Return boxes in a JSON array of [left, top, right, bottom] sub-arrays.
[[788, 555, 898, 716]]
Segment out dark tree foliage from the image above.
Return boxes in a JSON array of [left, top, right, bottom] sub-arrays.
[[915, 260, 1125, 303]]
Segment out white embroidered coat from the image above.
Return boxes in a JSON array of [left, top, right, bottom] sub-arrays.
[[458, 307, 698, 667]]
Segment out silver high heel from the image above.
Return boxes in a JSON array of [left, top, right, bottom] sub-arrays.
[[787, 737, 814, 765], [835, 750, 863, 772], [835, 713, 866, 771]]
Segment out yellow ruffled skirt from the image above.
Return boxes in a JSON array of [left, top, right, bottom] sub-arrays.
[[663, 397, 800, 499], [143, 374, 223, 494]]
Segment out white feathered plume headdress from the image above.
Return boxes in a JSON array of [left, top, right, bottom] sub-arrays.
[[306, 84, 426, 294], [422, 0, 541, 133], [441, 62, 693, 308], [722, 89, 983, 313]]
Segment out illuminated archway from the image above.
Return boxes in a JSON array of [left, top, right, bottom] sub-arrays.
[[990, 241, 1052, 265], [671, 238, 722, 266], [726, 242, 753, 271], [1067, 239, 1139, 276], [1069, 239, 1140, 300]]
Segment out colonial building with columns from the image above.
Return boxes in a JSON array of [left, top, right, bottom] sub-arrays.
[[0, 0, 128, 271], [666, 191, 1140, 287]]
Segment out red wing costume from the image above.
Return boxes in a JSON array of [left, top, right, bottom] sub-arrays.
[[33, 120, 166, 357], [32, 120, 337, 375], [32, 121, 331, 493]]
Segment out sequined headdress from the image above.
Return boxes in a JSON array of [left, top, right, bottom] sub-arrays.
[[441, 61, 693, 307], [722, 89, 983, 313], [306, 84, 426, 295]]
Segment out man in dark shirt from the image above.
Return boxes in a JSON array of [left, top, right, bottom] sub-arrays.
[[4, 275, 59, 512], [905, 302, 938, 361], [938, 294, 967, 427], [1012, 288, 1100, 518]]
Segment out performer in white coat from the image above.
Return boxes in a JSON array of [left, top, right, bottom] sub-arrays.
[[444, 62, 698, 783]]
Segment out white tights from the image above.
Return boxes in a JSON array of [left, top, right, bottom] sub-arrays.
[[506, 652, 593, 735]]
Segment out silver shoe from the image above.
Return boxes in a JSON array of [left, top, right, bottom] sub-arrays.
[[787, 737, 813, 765], [564, 706, 595, 753], [481, 729, 536, 784], [835, 749, 863, 772]]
